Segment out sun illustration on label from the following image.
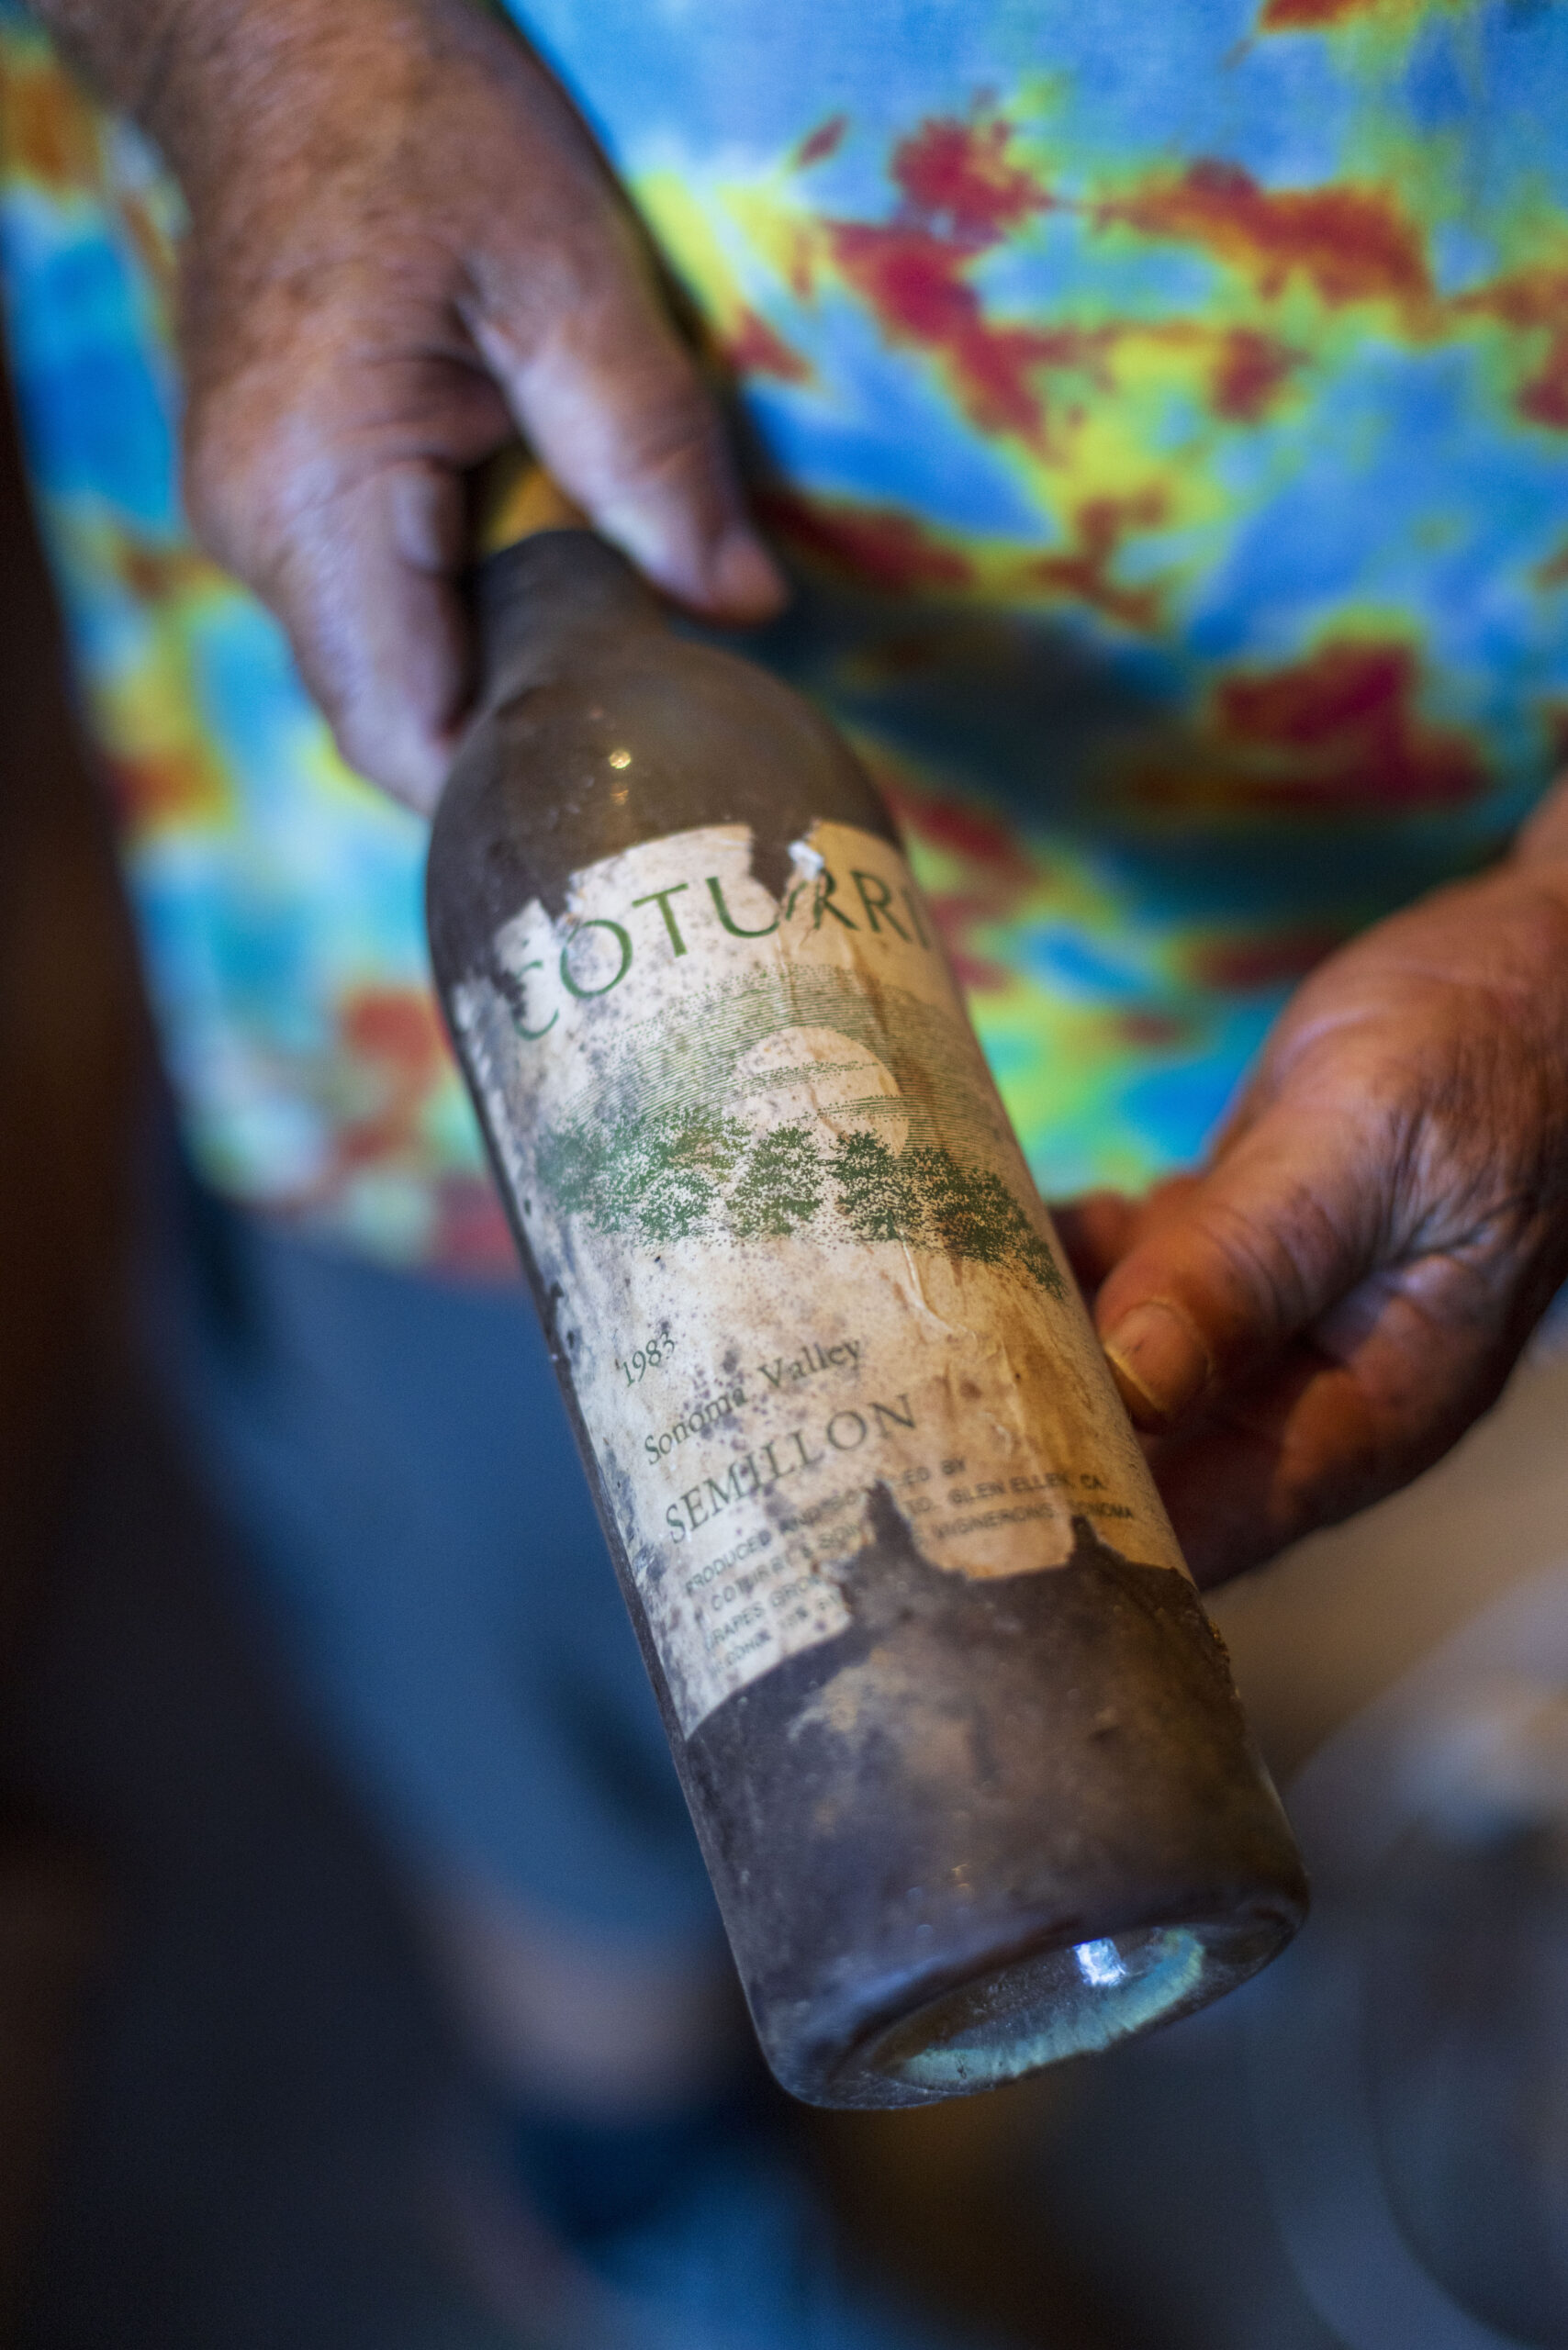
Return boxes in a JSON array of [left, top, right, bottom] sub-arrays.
[[734, 1027, 910, 1153]]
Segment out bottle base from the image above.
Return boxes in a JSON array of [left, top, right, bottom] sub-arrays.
[[826, 1910, 1293, 2106]]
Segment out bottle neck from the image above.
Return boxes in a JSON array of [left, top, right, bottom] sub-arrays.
[[472, 530, 666, 709]]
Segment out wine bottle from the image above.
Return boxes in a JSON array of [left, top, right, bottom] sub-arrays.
[[427, 525, 1307, 2109]]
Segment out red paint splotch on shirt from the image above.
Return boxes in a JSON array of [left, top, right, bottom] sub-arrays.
[[1210, 327, 1302, 419], [1027, 492, 1170, 632], [1100, 160, 1431, 310], [1454, 267, 1568, 430], [758, 487, 976, 592], [725, 305, 813, 382], [821, 112, 1075, 445], [890, 114, 1053, 243], [1129, 640, 1486, 815]]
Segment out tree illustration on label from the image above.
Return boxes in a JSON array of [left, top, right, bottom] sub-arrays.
[[534, 994, 1062, 1289]]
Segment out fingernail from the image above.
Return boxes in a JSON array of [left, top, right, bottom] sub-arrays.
[[1103, 1301, 1212, 1428], [711, 526, 788, 621]]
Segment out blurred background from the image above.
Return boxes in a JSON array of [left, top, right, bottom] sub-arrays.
[[6, 330, 1568, 2350]]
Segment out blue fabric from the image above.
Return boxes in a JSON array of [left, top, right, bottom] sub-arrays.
[[153, 1179, 717, 1944]]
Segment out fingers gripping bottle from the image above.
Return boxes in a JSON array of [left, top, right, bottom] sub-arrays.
[[427, 523, 1308, 2109]]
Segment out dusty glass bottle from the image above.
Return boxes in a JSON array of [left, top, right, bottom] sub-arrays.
[[427, 526, 1308, 2109]]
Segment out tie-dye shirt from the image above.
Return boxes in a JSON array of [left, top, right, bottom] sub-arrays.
[[2, 0, 1566, 1269]]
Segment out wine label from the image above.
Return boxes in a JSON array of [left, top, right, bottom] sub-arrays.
[[454, 822, 1185, 1734]]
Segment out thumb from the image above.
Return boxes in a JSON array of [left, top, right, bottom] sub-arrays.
[[1093, 1103, 1388, 1430]]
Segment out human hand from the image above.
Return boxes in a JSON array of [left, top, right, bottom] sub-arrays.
[[50, 0, 783, 808], [1055, 785, 1568, 1586]]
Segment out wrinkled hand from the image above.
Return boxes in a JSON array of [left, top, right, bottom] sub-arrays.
[[103, 0, 783, 806], [1056, 785, 1568, 1587]]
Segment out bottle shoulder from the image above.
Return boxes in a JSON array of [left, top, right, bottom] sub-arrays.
[[428, 632, 893, 981]]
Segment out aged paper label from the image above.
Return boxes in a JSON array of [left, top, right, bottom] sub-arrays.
[[454, 822, 1185, 1733]]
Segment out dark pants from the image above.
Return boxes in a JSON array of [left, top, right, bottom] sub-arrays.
[[151, 1172, 717, 1952]]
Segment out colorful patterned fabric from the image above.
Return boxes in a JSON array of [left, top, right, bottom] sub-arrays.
[[3, 0, 1566, 1268]]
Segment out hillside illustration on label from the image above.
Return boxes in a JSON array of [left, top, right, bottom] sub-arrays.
[[496, 959, 1064, 1293]]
